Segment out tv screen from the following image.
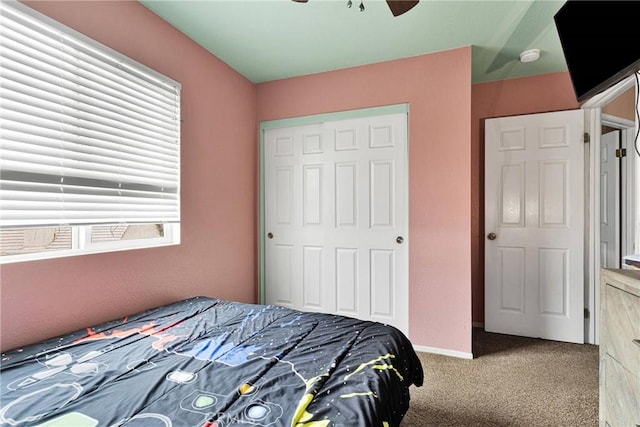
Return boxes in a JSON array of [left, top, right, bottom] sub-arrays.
[[554, 1, 640, 103]]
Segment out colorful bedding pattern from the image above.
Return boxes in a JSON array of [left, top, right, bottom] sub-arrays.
[[0, 297, 423, 427]]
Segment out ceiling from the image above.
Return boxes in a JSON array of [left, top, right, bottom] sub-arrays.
[[140, 0, 569, 84]]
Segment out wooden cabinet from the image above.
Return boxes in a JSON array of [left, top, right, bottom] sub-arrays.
[[600, 269, 640, 426]]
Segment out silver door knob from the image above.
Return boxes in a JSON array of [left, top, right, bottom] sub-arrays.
[[396, 236, 404, 244], [487, 233, 497, 240]]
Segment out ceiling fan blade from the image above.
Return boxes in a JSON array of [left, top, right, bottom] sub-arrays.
[[292, 0, 309, 2], [386, 0, 419, 17]]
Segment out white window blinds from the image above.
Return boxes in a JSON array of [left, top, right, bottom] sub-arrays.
[[0, 1, 181, 228]]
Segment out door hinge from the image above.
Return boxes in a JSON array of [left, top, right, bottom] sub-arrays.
[[584, 308, 590, 319], [583, 132, 590, 143], [615, 148, 627, 158]]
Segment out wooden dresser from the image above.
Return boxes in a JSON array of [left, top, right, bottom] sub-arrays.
[[600, 269, 640, 426]]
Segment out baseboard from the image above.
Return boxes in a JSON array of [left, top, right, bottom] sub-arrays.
[[413, 344, 474, 360]]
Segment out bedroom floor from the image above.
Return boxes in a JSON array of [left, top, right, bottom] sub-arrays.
[[402, 329, 599, 426]]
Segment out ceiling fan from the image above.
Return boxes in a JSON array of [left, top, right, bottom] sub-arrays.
[[292, 0, 419, 17]]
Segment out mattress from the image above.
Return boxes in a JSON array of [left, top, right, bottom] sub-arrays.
[[0, 297, 423, 427]]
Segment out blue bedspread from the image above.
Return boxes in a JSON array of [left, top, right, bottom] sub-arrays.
[[0, 297, 423, 427]]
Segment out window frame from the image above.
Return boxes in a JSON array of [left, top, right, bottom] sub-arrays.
[[0, 2, 181, 264], [0, 223, 180, 264]]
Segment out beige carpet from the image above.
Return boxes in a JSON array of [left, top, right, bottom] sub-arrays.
[[402, 329, 599, 426]]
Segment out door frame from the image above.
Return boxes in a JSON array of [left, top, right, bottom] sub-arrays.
[[601, 116, 636, 265], [258, 103, 410, 306], [582, 74, 637, 344]]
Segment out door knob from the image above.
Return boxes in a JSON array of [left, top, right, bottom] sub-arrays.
[[487, 233, 497, 240], [396, 236, 404, 244], [267, 232, 273, 239]]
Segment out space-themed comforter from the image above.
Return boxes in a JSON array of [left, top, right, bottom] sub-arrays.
[[0, 297, 423, 427]]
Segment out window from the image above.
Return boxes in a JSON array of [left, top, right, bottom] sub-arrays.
[[0, 2, 181, 263]]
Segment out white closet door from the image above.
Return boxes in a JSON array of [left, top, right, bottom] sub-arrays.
[[264, 112, 408, 335]]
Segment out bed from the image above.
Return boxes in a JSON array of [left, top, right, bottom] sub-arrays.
[[0, 297, 423, 427]]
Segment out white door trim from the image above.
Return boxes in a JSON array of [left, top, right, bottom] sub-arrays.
[[582, 74, 637, 345], [602, 117, 636, 266], [581, 75, 636, 109]]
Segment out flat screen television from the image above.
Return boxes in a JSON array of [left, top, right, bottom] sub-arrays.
[[554, 1, 640, 103]]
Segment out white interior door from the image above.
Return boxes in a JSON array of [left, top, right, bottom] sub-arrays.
[[485, 110, 585, 344], [264, 112, 408, 335], [620, 127, 636, 261], [600, 130, 621, 269]]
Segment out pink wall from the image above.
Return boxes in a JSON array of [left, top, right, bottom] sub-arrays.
[[257, 48, 473, 354], [0, 1, 258, 351], [0, 2, 580, 356], [470, 72, 580, 324]]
